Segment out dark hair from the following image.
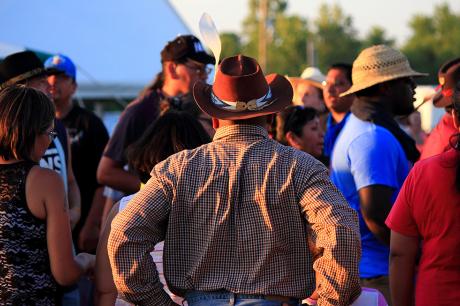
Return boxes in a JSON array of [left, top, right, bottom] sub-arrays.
[[329, 63, 353, 84], [126, 111, 211, 183], [140, 57, 192, 95], [139, 71, 165, 96], [0, 85, 55, 161], [275, 105, 317, 145]]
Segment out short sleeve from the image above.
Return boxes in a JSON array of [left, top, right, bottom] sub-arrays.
[[103, 110, 133, 163], [104, 93, 159, 164], [89, 114, 109, 158], [348, 130, 401, 190], [385, 168, 420, 237]]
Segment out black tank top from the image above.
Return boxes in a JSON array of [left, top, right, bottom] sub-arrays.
[[0, 161, 57, 305]]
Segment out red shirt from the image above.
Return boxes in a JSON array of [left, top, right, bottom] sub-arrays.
[[420, 113, 457, 160], [386, 149, 460, 306]]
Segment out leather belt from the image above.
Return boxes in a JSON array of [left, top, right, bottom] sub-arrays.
[[234, 293, 299, 304]]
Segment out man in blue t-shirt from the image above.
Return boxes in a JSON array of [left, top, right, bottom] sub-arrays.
[[330, 45, 426, 304], [322, 63, 354, 160]]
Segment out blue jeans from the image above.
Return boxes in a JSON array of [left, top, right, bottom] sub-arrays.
[[185, 290, 300, 306]]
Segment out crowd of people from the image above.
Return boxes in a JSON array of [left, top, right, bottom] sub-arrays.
[[0, 31, 458, 306]]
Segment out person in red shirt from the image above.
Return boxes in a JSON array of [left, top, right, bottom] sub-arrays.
[[420, 57, 460, 160], [385, 83, 460, 305]]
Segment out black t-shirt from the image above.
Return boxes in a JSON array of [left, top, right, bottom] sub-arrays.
[[104, 90, 160, 164], [61, 105, 109, 238]]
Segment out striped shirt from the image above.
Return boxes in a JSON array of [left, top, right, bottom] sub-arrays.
[[108, 124, 361, 306]]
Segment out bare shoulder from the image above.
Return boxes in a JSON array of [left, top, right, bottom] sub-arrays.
[[25, 166, 66, 219], [26, 166, 66, 204], [28, 166, 65, 188]]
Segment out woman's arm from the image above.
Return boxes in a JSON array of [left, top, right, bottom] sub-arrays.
[[94, 202, 120, 306], [389, 230, 419, 306], [26, 167, 93, 286]]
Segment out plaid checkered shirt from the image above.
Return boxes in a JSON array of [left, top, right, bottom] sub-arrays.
[[108, 124, 361, 306]]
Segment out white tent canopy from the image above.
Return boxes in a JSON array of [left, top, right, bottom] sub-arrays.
[[0, 0, 191, 86]]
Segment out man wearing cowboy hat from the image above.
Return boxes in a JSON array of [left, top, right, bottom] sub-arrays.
[[292, 66, 326, 112], [108, 54, 361, 306], [329, 45, 427, 303], [420, 57, 460, 160], [97, 34, 214, 196]]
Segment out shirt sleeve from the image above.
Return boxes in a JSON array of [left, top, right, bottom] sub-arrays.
[[103, 107, 136, 164], [348, 130, 402, 190], [296, 155, 362, 306], [385, 166, 420, 237], [108, 160, 175, 305]]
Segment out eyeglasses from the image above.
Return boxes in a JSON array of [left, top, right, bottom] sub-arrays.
[[322, 80, 350, 88], [47, 130, 58, 140], [181, 62, 212, 75]]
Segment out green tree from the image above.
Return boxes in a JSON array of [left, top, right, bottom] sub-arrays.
[[220, 32, 243, 59], [313, 4, 362, 71], [240, 0, 309, 75], [362, 26, 395, 48], [241, 0, 288, 59], [403, 3, 460, 84], [267, 14, 309, 75]]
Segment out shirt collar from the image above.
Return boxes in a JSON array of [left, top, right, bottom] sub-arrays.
[[213, 124, 269, 141]]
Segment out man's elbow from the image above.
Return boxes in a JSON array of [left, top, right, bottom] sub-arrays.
[[97, 166, 110, 186], [97, 157, 115, 186]]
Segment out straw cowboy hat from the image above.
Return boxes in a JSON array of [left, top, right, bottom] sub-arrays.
[[0, 51, 50, 90], [193, 54, 293, 120], [340, 45, 427, 97]]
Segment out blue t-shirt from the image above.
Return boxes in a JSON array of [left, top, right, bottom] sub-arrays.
[[330, 114, 410, 278]]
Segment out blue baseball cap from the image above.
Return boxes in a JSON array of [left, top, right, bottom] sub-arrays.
[[44, 54, 76, 80]]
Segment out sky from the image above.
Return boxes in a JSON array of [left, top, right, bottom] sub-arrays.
[[170, 0, 460, 46], [0, 0, 458, 85], [0, 0, 190, 85]]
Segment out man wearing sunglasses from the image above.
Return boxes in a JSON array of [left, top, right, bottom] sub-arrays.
[[97, 35, 214, 196]]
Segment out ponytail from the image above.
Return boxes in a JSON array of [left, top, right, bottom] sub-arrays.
[[139, 71, 164, 97]]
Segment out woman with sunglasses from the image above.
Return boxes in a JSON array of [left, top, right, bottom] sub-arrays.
[[0, 85, 94, 305], [276, 105, 325, 159]]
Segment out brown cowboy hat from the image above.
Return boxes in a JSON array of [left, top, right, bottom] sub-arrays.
[[193, 54, 293, 120], [432, 57, 460, 108]]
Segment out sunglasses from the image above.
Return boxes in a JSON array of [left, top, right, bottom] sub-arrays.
[[47, 130, 58, 140], [181, 62, 212, 75]]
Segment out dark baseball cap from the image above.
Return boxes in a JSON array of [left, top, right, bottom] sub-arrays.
[[0, 51, 49, 89], [433, 57, 460, 108], [161, 35, 215, 65]]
